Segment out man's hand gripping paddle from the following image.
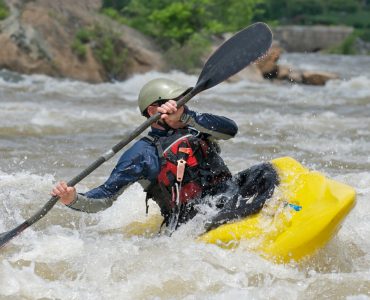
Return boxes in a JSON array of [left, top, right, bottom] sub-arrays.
[[0, 22, 272, 249]]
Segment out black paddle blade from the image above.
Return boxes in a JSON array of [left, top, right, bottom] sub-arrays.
[[195, 22, 272, 92]]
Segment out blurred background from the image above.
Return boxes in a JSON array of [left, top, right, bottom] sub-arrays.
[[0, 1, 370, 299], [0, 0, 369, 82]]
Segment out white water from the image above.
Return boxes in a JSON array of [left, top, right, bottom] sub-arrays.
[[1, 54, 370, 299]]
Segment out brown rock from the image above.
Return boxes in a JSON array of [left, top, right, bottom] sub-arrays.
[[273, 25, 353, 52], [255, 41, 282, 78], [276, 65, 303, 83], [288, 70, 303, 84], [277, 65, 291, 80], [302, 71, 339, 86], [227, 64, 264, 83], [0, 0, 166, 82]]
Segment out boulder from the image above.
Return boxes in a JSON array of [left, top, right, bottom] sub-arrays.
[[0, 0, 166, 82], [273, 25, 354, 52], [302, 71, 339, 86], [277, 66, 338, 85], [255, 41, 282, 78], [288, 70, 303, 84], [277, 65, 303, 83], [227, 64, 264, 83], [277, 64, 290, 80]]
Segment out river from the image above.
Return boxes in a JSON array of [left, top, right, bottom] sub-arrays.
[[0, 53, 370, 299]]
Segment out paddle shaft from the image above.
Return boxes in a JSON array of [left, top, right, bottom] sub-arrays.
[[0, 22, 272, 248], [0, 88, 199, 247]]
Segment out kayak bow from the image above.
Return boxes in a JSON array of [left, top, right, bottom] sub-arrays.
[[199, 157, 356, 262]]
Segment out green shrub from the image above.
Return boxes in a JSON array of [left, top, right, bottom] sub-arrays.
[[325, 0, 360, 13], [75, 28, 94, 44], [71, 40, 87, 58], [341, 34, 357, 54], [101, 7, 127, 24], [97, 27, 127, 79], [164, 33, 211, 72], [71, 28, 93, 59], [358, 29, 370, 42], [256, 0, 369, 27], [102, 0, 130, 11], [71, 26, 129, 79], [286, 0, 324, 17], [101, 0, 261, 49], [0, 0, 9, 21], [326, 32, 357, 54]]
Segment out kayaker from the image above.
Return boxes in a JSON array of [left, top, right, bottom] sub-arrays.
[[52, 78, 278, 231]]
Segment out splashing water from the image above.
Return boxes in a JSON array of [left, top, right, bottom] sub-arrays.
[[1, 53, 370, 299]]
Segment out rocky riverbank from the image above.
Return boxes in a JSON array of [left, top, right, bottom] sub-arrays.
[[0, 0, 343, 85], [0, 0, 165, 83], [227, 42, 339, 86], [273, 25, 353, 52]]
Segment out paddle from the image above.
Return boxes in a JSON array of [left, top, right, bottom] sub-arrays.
[[0, 22, 272, 249]]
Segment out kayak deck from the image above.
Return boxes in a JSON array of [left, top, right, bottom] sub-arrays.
[[199, 157, 356, 263]]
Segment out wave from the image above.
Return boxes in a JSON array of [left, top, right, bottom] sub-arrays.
[[325, 76, 370, 98], [0, 171, 55, 230], [0, 69, 198, 100]]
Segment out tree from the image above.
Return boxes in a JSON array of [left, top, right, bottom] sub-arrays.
[[103, 0, 262, 47]]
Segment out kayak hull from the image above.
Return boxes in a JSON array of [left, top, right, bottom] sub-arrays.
[[199, 157, 356, 263]]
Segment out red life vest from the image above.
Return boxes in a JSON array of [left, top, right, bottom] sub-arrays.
[[158, 133, 207, 204], [145, 129, 231, 225]]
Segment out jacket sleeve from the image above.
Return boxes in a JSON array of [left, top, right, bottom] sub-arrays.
[[66, 141, 159, 213], [181, 106, 238, 140]]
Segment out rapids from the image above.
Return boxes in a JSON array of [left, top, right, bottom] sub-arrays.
[[0, 53, 370, 299]]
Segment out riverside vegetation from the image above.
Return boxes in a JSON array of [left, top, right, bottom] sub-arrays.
[[0, 0, 369, 82], [101, 0, 370, 71], [101, 0, 261, 72], [0, 0, 9, 20], [72, 26, 129, 80]]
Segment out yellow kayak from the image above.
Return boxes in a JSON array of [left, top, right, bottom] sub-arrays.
[[199, 157, 356, 262]]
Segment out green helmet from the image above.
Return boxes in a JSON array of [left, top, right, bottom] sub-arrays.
[[138, 78, 189, 115]]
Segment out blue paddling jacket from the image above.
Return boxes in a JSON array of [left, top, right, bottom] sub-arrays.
[[66, 107, 238, 215]]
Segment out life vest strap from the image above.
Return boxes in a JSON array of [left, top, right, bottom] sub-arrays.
[[177, 159, 186, 182], [144, 128, 232, 227]]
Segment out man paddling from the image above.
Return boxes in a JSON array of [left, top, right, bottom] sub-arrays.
[[52, 78, 278, 231]]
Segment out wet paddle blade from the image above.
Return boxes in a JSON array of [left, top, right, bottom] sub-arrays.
[[194, 22, 272, 92]]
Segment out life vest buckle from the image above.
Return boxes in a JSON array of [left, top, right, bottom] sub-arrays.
[[177, 159, 186, 182], [178, 147, 192, 155]]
